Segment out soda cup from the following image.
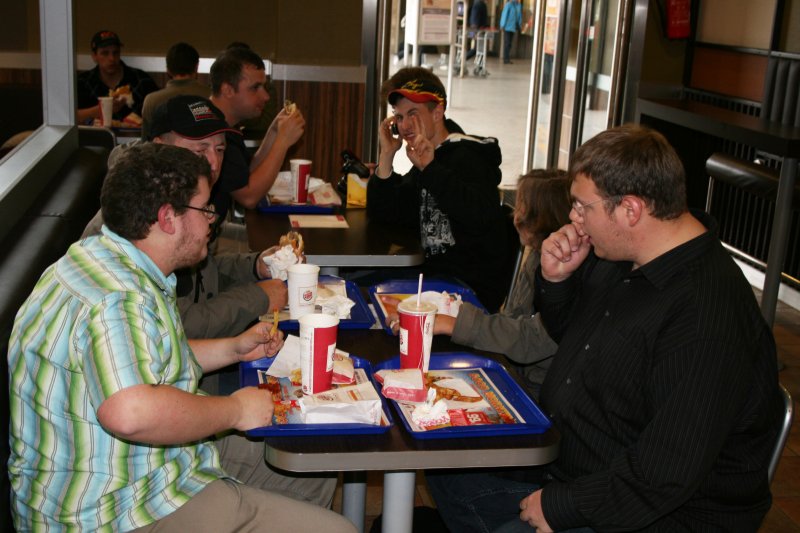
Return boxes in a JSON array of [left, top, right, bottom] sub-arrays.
[[299, 313, 339, 394], [398, 300, 437, 372]]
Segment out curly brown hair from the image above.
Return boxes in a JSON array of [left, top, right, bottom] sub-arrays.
[[101, 143, 211, 240]]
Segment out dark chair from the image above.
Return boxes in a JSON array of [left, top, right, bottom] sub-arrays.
[[769, 383, 794, 484]]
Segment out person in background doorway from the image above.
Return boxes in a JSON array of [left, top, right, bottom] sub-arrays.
[[466, 0, 489, 60], [500, 0, 523, 64]]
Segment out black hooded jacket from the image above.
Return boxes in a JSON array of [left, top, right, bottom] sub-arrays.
[[367, 119, 509, 311]]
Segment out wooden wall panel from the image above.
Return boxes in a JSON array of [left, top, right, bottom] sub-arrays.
[[277, 80, 365, 184], [689, 48, 768, 102]]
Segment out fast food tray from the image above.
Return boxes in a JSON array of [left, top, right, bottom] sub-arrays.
[[278, 275, 374, 330], [375, 352, 551, 440], [256, 198, 335, 214], [368, 279, 487, 335], [240, 355, 393, 436]]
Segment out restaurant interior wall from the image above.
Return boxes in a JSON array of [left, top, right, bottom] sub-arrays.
[[637, 0, 800, 289], [0, 0, 369, 181]]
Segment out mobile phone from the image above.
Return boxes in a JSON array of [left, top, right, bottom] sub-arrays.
[[391, 122, 399, 136]]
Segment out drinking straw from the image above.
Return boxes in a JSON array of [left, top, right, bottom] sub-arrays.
[[417, 273, 423, 307]]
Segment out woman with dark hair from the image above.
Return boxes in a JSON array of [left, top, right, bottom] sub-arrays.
[[433, 168, 571, 397]]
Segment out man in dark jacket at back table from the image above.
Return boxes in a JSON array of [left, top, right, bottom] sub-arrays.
[[367, 67, 509, 311]]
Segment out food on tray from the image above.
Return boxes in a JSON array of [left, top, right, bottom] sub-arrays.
[[284, 99, 297, 115], [375, 368, 427, 403], [377, 290, 464, 332], [121, 112, 142, 127], [426, 376, 483, 403], [332, 353, 355, 385]]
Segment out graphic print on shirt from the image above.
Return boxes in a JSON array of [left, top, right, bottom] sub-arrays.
[[419, 188, 455, 256]]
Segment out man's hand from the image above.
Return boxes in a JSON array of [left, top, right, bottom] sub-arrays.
[[405, 115, 434, 170], [540, 223, 591, 283], [275, 108, 305, 147], [378, 116, 403, 156], [230, 386, 275, 430], [379, 295, 402, 335], [519, 490, 553, 533], [235, 321, 285, 361], [257, 279, 288, 311]]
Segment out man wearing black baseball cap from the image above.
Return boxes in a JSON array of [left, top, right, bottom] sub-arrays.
[[83, 96, 294, 349], [367, 67, 510, 312], [76, 30, 159, 124]]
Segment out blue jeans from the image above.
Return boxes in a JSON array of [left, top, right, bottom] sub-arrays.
[[426, 470, 538, 532], [426, 470, 595, 533], [503, 30, 515, 62]]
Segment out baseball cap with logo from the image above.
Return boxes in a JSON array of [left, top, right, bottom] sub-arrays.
[[149, 96, 238, 140], [91, 30, 123, 52], [388, 78, 447, 109]]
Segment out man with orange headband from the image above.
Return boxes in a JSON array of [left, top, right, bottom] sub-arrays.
[[367, 67, 509, 311]]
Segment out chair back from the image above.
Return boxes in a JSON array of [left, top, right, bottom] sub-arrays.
[[761, 56, 800, 128], [769, 383, 794, 484]]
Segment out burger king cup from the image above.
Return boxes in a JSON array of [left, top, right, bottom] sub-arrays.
[[298, 313, 339, 394], [398, 300, 437, 372], [289, 159, 312, 204], [98, 97, 113, 126], [287, 263, 319, 319]]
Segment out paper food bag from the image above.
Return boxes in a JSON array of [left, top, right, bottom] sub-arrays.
[[346, 173, 368, 208]]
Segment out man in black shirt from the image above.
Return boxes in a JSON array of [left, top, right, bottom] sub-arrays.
[[428, 125, 782, 532], [76, 31, 158, 124]]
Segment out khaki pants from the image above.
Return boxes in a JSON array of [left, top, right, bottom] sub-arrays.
[[132, 432, 346, 532], [131, 479, 356, 533]]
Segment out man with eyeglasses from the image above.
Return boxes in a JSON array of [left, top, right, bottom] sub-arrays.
[[7, 143, 356, 532], [427, 125, 781, 532]]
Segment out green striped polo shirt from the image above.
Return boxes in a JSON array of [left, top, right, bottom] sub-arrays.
[[8, 228, 227, 532]]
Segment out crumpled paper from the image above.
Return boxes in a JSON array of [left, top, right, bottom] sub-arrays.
[[261, 244, 300, 281], [418, 291, 463, 317], [411, 388, 451, 428]]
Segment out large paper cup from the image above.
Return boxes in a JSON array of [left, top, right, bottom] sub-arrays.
[[398, 300, 437, 372], [290, 159, 312, 204], [299, 313, 339, 394], [98, 97, 113, 126], [287, 263, 319, 319]]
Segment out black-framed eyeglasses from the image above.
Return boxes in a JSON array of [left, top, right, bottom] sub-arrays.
[[178, 203, 219, 221]]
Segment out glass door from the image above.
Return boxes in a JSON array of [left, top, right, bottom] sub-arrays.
[[525, 0, 630, 170]]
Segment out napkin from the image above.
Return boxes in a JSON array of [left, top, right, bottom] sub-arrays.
[[419, 291, 463, 317], [268, 335, 351, 380], [261, 244, 300, 281], [410, 388, 451, 429]]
